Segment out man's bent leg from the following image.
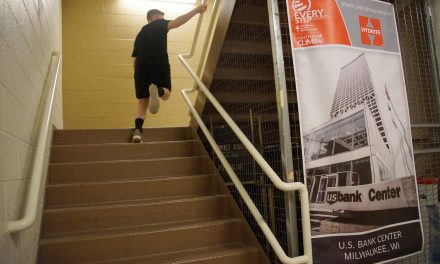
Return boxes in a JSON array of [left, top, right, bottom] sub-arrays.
[[147, 86, 170, 114], [161, 88, 171, 101], [148, 84, 160, 114]]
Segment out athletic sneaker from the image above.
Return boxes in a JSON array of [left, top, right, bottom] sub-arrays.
[[132, 129, 142, 143], [149, 84, 160, 114]]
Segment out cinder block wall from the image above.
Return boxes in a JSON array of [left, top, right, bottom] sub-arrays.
[[0, 0, 62, 263], [62, 0, 212, 128]]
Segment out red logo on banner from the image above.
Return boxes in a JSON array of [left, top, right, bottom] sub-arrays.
[[292, 0, 312, 12], [288, 0, 351, 48], [359, 16, 384, 46]]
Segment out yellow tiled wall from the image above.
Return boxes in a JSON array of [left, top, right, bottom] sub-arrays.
[[63, 0, 212, 128], [0, 0, 62, 263]]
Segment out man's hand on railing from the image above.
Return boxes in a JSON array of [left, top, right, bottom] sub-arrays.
[[196, 4, 208, 14], [168, 4, 208, 30]]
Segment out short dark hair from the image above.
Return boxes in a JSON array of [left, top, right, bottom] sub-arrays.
[[147, 9, 164, 21]]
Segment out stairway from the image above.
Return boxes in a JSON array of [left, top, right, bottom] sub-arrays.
[[38, 127, 270, 264], [197, 1, 296, 262]]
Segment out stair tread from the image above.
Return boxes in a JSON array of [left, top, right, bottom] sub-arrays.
[[52, 127, 191, 145], [48, 156, 211, 184], [50, 140, 200, 163], [47, 174, 216, 187], [87, 243, 258, 264], [46, 193, 218, 210], [48, 173, 211, 186], [45, 174, 218, 209], [51, 140, 198, 148], [40, 218, 242, 244], [44, 194, 228, 213], [43, 194, 229, 238]]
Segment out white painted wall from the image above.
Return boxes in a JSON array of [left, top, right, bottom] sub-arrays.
[[0, 0, 62, 263]]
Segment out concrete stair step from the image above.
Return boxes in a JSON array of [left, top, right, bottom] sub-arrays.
[[43, 217, 229, 241], [89, 244, 259, 264], [46, 193, 213, 210], [52, 127, 191, 145], [45, 175, 218, 208], [50, 140, 201, 163], [38, 219, 244, 264], [48, 156, 212, 184], [40, 125, 270, 263], [42, 194, 231, 238]]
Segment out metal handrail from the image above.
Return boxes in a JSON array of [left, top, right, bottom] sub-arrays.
[[6, 51, 61, 233], [178, 1, 312, 264]]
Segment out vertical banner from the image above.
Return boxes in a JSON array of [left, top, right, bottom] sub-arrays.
[[286, 0, 423, 263]]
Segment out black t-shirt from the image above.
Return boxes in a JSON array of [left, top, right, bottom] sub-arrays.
[[132, 19, 170, 66]]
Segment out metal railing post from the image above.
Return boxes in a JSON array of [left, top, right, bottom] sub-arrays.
[[267, 0, 300, 257]]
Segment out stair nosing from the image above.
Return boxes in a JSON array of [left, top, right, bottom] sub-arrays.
[[51, 139, 198, 148], [39, 218, 242, 245], [54, 127, 188, 133], [49, 155, 207, 167]]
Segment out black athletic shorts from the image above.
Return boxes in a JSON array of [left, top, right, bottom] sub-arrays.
[[134, 61, 171, 99]]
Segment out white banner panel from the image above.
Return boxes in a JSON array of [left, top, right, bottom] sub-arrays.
[[286, 0, 423, 263]]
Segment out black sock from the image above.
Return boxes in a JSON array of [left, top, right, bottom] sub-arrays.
[[135, 118, 144, 132]]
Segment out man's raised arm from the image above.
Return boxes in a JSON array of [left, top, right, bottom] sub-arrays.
[[168, 4, 207, 30]]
